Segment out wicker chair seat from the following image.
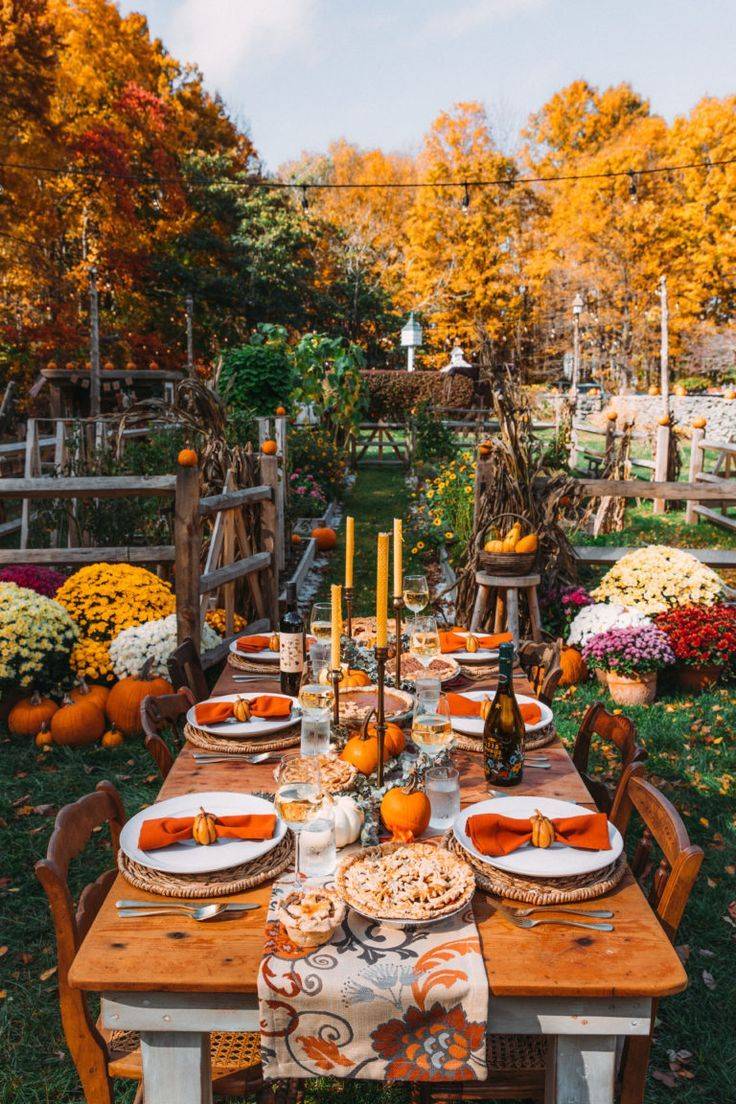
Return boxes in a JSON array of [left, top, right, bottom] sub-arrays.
[[104, 1024, 262, 1090], [422, 1034, 547, 1102]]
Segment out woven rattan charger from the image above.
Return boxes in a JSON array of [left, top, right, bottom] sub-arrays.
[[184, 720, 301, 754], [442, 831, 626, 905], [118, 831, 295, 898], [453, 721, 556, 754], [227, 652, 278, 674]]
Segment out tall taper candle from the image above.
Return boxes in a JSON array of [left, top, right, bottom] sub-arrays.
[[393, 517, 402, 599], [376, 532, 389, 648], [330, 583, 342, 671], [345, 516, 355, 588]]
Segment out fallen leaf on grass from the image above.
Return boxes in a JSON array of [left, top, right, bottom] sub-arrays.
[[0, 946, 7, 958], [19, 952, 33, 965], [653, 1070, 678, 1088], [39, 966, 57, 982], [726, 865, 736, 876], [702, 969, 716, 989], [707, 877, 719, 888], [698, 948, 715, 957], [0, 991, 6, 1001]]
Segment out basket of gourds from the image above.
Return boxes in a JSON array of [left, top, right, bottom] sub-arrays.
[[478, 512, 539, 576]]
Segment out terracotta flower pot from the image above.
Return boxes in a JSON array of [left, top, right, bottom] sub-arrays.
[[606, 670, 657, 706], [675, 664, 723, 693], [595, 668, 608, 687]]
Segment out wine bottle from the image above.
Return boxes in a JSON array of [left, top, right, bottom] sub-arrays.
[[279, 582, 305, 696], [482, 641, 525, 787]]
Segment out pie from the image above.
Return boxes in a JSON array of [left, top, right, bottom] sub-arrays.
[[318, 754, 357, 793], [336, 686, 413, 724], [388, 654, 459, 684], [335, 841, 475, 921], [278, 888, 346, 948]]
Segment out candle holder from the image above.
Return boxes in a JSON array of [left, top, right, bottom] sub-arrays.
[[331, 668, 342, 726], [344, 586, 354, 638], [374, 644, 389, 788], [392, 595, 404, 684]]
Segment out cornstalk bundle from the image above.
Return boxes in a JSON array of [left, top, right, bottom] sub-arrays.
[[591, 420, 634, 536]]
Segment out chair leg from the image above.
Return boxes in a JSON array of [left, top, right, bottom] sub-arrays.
[[618, 1034, 651, 1104]]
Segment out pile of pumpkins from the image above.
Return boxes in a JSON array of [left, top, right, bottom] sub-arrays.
[[7, 665, 173, 749], [483, 519, 538, 555]]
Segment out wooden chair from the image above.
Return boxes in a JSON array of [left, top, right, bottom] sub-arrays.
[[35, 781, 267, 1103], [419, 1036, 547, 1103], [611, 765, 704, 1104], [572, 700, 647, 813], [167, 636, 209, 701], [141, 688, 196, 779], [518, 638, 562, 706]]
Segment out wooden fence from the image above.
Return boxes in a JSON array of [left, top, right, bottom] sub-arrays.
[[685, 422, 736, 529], [570, 417, 655, 479]]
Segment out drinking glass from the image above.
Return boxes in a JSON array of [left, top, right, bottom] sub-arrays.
[[414, 676, 441, 711], [274, 754, 323, 886], [299, 709, 331, 757], [299, 801, 337, 882], [411, 694, 454, 759], [308, 640, 331, 683], [310, 603, 332, 643], [426, 766, 461, 831], [409, 615, 441, 668], [403, 574, 429, 615]]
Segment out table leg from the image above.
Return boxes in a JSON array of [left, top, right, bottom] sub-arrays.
[[139, 1030, 213, 1104], [546, 1033, 617, 1104]]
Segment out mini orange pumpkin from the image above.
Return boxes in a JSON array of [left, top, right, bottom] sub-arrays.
[[70, 680, 110, 711], [339, 668, 372, 689], [478, 440, 492, 457], [125, 360, 136, 372], [380, 777, 431, 842], [106, 662, 173, 735], [311, 527, 337, 551], [261, 439, 278, 455], [8, 692, 58, 737], [35, 725, 54, 748], [365, 721, 405, 757], [692, 416, 707, 430], [291, 533, 302, 545], [275, 405, 286, 415], [178, 448, 198, 467], [149, 360, 159, 371], [101, 728, 124, 748], [559, 645, 588, 687], [103, 359, 115, 371], [51, 695, 106, 747], [340, 716, 392, 775]]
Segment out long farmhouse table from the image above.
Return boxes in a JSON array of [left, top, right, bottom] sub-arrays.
[[69, 664, 686, 1104]]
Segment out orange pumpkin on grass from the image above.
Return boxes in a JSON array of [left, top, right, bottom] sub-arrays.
[[559, 645, 588, 687], [35, 725, 54, 748], [8, 692, 58, 738], [101, 728, 125, 749], [380, 777, 431, 842], [51, 696, 106, 747], [70, 680, 109, 711], [106, 661, 173, 735], [311, 527, 337, 551]]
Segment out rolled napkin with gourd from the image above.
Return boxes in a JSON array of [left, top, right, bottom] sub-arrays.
[[446, 692, 542, 726], [439, 630, 513, 654], [194, 696, 292, 725], [139, 812, 277, 850], [466, 810, 610, 857]]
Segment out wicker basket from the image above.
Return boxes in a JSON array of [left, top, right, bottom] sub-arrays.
[[478, 511, 537, 576]]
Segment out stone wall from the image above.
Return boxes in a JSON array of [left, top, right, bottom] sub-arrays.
[[606, 395, 736, 438]]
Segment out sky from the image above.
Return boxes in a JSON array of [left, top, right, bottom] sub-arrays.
[[118, 0, 736, 170]]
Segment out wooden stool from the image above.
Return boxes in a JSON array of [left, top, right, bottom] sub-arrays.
[[471, 572, 543, 642]]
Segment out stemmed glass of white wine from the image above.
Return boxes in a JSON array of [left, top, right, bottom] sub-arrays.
[[411, 694, 454, 760], [274, 753, 323, 886], [403, 574, 429, 617], [409, 614, 441, 669], [310, 603, 332, 643]]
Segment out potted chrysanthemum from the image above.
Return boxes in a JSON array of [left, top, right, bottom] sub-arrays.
[[582, 624, 675, 706], [655, 604, 736, 692]]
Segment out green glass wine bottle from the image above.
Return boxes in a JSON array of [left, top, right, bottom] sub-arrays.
[[482, 641, 525, 787]]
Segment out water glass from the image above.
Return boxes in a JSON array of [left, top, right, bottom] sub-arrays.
[[308, 640, 331, 682], [415, 676, 441, 711], [426, 766, 461, 831], [300, 710, 331, 757], [299, 804, 337, 882]]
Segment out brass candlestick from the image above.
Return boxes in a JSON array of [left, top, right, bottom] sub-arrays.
[[393, 595, 404, 684], [331, 668, 342, 725], [344, 586, 354, 638], [374, 644, 389, 788]]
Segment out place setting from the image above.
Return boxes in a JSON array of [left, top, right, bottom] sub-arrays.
[[183, 690, 303, 753], [445, 686, 557, 752]]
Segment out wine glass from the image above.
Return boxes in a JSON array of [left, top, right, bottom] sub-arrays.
[[274, 754, 323, 886], [411, 694, 454, 760], [403, 574, 429, 616], [310, 603, 332, 643], [409, 614, 441, 668]]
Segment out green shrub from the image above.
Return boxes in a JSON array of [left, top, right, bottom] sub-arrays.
[[409, 401, 455, 464], [291, 334, 367, 443], [220, 325, 294, 415], [362, 370, 473, 420], [674, 375, 709, 394]]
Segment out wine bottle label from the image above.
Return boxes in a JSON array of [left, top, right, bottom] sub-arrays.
[[280, 632, 304, 673]]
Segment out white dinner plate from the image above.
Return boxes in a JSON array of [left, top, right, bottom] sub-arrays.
[[453, 796, 623, 878], [446, 631, 500, 664], [120, 791, 286, 874], [187, 692, 300, 738], [230, 636, 279, 664], [448, 690, 552, 736]]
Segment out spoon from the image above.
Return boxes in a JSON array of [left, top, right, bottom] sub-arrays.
[[116, 902, 254, 922], [192, 751, 274, 764]]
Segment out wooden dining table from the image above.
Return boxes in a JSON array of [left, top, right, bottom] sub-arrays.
[[68, 662, 687, 1104]]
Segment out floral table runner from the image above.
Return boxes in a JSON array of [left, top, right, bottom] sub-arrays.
[[258, 876, 488, 1081]]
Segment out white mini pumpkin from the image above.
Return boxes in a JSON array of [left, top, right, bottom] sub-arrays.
[[331, 794, 364, 848]]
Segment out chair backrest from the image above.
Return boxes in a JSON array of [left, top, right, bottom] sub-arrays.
[[611, 764, 704, 942], [572, 700, 647, 813], [518, 638, 562, 706], [34, 781, 126, 1104], [167, 636, 209, 701], [140, 687, 196, 779]]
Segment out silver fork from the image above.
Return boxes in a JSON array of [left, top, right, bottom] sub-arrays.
[[509, 905, 613, 919], [484, 895, 614, 931]]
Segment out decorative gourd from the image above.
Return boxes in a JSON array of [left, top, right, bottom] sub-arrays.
[[657, 414, 670, 426], [530, 809, 555, 848], [479, 696, 493, 721], [101, 728, 124, 748], [311, 527, 337, 552], [380, 777, 431, 843], [484, 539, 504, 553], [466, 634, 479, 654], [70, 680, 110, 711], [291, 533, 302, 545], [478, 440, 492, 457], [559, 645, 588, 687], [177, 448, 198, 467], [275, 405, 287, 416], [261, 439, 278, 455], [192, 808, 217, 845], [268, 633, 280, 652], [106, 661, 173, 735], [340, 669, 372, 689], [233, 698, 252, 723], [331, 795, 364, 848], [692, 416, 707, 430], [605, 409, 618, 421], [8, 692, 58, 737], [515, 533, 539, 554], [648, 385, 660, 396], [51, 695, 106, 747], [364, 721, 405, 757], [35, 724, 54, 748]]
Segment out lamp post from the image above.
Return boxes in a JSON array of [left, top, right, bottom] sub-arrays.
[[185, 294, 194, 376], [400, 312, 423, 372], [570, 293, 584, 401]]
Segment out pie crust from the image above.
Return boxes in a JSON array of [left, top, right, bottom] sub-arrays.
[[335, 841, 475, 921], [278, 888, 346, 948], [317, 754, 357, 793]]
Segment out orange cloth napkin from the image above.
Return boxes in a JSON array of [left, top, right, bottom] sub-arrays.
[[446, 692, 542, 726], [194, 696, 292, 726], [440, 630, 513, 654], [139, 813, 276, 851], [236, 635, 272, 653], [466, 811, 610, 857]]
